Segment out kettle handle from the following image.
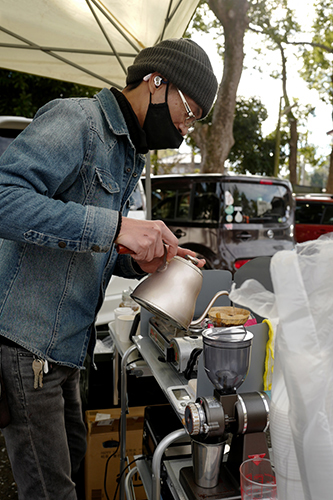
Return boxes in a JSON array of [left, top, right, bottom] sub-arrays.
[[116, 243, 168, 272], [156, 244, 168, 272], [190, 290, 229, 327], [116, 244, 133, 255], [184, 254, 200, 266]]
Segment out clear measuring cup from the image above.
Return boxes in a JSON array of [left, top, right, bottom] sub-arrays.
[[240, 458, 277, 500]]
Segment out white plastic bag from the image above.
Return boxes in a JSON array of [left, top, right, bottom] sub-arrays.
[[230, 277, 304, 500], [229, 279, 277, 390], [230, 234, 333, 500]]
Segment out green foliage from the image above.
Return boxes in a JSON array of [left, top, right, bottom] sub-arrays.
[[185, 106, 214, 153], [296, 136, 329, 185], [187, 1, 225, 58], [300, 0, 333, 106], [298, 139, 327, 169], [310, 167, 328, 188], [190, 1, 222, 36], [227, 96, 287, 175], [0, 70, 99, 118]]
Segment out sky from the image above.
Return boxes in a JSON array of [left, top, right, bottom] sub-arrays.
[[187, 1, 332, 160]]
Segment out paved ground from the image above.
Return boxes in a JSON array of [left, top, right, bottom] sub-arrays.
[[0, 432, 18, 499]]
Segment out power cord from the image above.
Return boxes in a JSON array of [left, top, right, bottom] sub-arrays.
[[103, 438, 120, 500], [102, 416, 147, 500], [126, 357, 143, 367], [112, 455, 147, 500]]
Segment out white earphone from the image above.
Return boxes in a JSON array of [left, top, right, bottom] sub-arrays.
[[153, 76, 163, 87], [142, 74, 164, 87]]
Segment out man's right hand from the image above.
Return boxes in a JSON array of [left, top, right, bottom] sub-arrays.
[[115, 217, 179, 265]]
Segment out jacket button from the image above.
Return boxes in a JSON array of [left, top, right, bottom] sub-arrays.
[[91, 245, 100, 252], [132, 172, 138, 178], [58, 241, 67, 248], [126, 168, 131, 173]]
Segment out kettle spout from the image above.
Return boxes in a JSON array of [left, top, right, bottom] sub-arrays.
[[190, 291, 230, 327]]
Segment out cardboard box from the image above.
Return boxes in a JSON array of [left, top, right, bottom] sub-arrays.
[[85, 407, 147, 500]]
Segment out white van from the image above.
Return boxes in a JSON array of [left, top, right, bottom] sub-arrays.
[[143, 173, 295, 274]]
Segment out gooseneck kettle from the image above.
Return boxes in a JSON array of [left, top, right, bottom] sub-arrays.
[[131, 254, 229, 330]]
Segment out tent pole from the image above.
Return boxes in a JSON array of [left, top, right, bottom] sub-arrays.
[[145, 153, 151, 220]]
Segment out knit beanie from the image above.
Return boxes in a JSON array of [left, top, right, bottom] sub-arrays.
[[126, 38, 218, 118]]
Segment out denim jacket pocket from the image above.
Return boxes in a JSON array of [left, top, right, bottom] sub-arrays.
[[95, 168, 120, 195]]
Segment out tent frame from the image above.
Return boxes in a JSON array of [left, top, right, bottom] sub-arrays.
[[0, 0, 185, 88]]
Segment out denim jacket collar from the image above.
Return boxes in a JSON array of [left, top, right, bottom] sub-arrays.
[[96, 88, 131, 137]]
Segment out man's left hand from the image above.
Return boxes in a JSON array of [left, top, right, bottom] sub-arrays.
[[135, 246, 205, 274]]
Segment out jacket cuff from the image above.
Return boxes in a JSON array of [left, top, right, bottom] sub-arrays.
[[114, 212, 122, 241]]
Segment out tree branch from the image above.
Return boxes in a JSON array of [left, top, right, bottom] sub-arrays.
[[248, 25, 333, 54], [287, 40, 333, 53]]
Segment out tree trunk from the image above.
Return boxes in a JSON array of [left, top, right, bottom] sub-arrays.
[[279, 42, 298, 183], [289, 118, 298, 185], [196, 0, 249, 173], [326, 144, 333, 193]]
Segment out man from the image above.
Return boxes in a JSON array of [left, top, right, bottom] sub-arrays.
[[0, 38, 217, 499]]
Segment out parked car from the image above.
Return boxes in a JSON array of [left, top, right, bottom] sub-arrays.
[[294, 193, 333, 243], [0, 115, 32, 155], [143, 173, 295, 274]]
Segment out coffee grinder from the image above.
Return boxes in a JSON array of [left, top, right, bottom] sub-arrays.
[[180, 325, 271, 500]]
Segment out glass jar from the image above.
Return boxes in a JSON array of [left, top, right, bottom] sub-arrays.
[[119, 289, 139, 311]]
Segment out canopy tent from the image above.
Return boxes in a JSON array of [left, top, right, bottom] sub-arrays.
[[0, 0, 200, 89]]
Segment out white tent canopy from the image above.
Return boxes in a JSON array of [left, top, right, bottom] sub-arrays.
[[0, 0, 199, 89]]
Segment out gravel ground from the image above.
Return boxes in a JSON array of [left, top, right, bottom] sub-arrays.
[[0, 432, 18, 499]]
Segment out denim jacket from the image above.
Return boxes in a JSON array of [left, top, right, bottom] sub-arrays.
[[0, 88, 146, 368]]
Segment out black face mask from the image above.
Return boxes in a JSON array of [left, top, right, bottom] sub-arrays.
[[143, 89, 184, 150]]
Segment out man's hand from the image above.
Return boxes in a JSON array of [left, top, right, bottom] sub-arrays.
[[115, 217, 178, 263], [115, 217, 205, 273], [135, 246, 206, 274], [176, 247, 206, 268]]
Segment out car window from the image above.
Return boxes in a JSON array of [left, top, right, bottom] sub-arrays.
[[175, 187, 191, 219], [151, 178, 292, 226], [295, 202, 325, 224], [223, 182, 291, 224], [193, 181, 221, 222], [152, 188, 176, 219], [322, 205, 333, 225], [152, 180, 220, 224], [152, 180, 192, 220]]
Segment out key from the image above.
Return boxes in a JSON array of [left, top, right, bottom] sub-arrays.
[[32, 359, 43, 389], [38, 368, 44, 388]]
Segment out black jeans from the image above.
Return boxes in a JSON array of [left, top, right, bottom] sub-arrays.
[[1, 344, 86, 499]]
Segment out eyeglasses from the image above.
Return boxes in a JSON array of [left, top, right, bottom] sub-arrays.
[[177, 88, 196, 128]]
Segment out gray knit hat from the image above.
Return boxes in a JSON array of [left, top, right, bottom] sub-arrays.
[[126, 38, 218, 118]]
